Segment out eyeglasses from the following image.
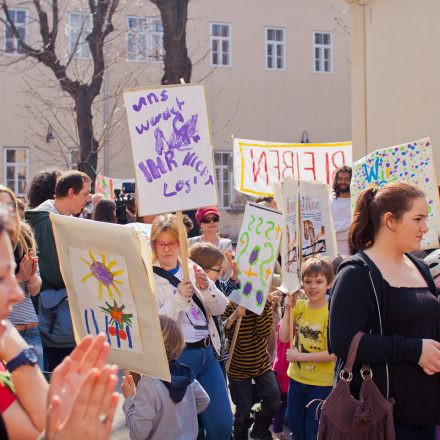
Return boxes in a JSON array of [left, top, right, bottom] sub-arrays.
[[201, 215, 219, 224], [207, 267, 221, 273], [155, 241, 179, 250]]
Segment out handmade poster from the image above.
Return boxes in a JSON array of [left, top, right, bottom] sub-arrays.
[[51, 214, 170, 380], [300, 181, 338, 261], [280, 178, 301, 291], [228, 203, 282, 314], [351, 138, 440, 249], [123, 84, 218, 215], [95, 175, 135, 199], [233, 137, 352, 197]]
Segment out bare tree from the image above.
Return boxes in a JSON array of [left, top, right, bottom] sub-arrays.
[[1, 0, 120, 180], [150, 0, 192, 84]]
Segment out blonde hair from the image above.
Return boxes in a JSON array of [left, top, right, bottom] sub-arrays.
[[159, 315, 185, 361], [301, 256, 334, 284], [189, 242, 224, 270], [0, 185, 36, 257], [150, 214, 179, 260]]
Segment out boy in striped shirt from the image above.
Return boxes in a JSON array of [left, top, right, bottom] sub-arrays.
[[223, 301, 281, 440]]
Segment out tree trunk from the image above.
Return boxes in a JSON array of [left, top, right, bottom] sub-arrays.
[[75, 91, 98, 180], [152, 0, 192, 84]]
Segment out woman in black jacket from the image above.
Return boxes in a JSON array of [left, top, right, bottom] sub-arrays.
[[329, 182, 440, 440]]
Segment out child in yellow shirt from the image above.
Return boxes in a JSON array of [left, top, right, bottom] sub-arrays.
[[279, 256, 336, 440]]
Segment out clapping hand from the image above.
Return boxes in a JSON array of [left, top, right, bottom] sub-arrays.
[[47, 334, 112, 423]]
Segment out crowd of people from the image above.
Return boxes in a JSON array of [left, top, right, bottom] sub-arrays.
[[0, 165, 439, 440]]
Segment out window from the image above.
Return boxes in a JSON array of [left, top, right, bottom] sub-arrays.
[[313, 32, 332, 73], [214, 151, 233, 209], [126, 16, 163, 62], [4, 9, 26, 54], [4, 148, 29, 196], [210, 23, 231, 66], [265, 27, 285, 70], [68, 12, 92, 59]]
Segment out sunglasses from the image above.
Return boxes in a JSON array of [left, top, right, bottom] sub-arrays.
[[155, 241, 179, 250], [201, 215, 219, 224]]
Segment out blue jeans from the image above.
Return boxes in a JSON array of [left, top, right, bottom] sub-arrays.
[[18, 326, 44, 371], [178, 346, 233, 440], [288, 378, 332, 440]]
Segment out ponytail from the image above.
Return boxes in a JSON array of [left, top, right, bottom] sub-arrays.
[[348, 187, 377, 254], [349, 182, 425, 254]]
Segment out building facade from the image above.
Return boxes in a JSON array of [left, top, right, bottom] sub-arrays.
[[0, 0, 351, 239]]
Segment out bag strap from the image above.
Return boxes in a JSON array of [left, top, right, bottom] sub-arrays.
[[342, 331, 364, 373], [153, 265, 208, 321]]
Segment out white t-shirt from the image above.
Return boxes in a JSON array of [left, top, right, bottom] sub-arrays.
[[330, 197, 352, 256]]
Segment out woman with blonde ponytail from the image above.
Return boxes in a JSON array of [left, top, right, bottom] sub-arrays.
[[0, 186, 43, 369], [329, 182, 440, 439]]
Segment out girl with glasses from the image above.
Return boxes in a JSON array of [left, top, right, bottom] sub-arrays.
[[150, 214, 233, 439]]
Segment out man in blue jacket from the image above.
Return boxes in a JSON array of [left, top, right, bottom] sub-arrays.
[[26, 170, 91, 371]]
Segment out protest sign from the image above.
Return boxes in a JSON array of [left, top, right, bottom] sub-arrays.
[[228, 203, 282, 314], [351, 138, 440, 249], [233, 137, 352, 197], [95, 175, 135, 199], [51, 215, 170, 380], [300, 181, 338, 261], [273, 178, 301, 293], [123, 84, 218, 216]]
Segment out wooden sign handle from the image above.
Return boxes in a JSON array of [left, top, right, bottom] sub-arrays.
[[176, 210, 190, 280], [226, 316, 242, 373]]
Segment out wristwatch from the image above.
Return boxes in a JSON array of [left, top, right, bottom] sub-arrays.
[[6, 347, 39, 373]]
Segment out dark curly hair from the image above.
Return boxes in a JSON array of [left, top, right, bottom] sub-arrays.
[[27, 169, 61, 209]]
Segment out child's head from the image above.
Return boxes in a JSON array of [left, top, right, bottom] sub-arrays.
[[301, 257, 334, 304], [159, 315, 185, 362], [189, 242, 225, 282]]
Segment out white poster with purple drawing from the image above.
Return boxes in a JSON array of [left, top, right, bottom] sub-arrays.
[[123, 84, 218, 215], [228, 203, 282, 315], [51, 214, 170, 380]]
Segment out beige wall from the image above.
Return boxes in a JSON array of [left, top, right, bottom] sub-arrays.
[[349, 0, 440, 171], [0, 0, 351, 239]]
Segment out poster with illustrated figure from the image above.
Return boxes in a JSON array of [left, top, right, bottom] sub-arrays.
[[228, 203, 282, 314], [51, 214, 170, 380], [233, 137, 352, 197], [123, 84, 218, 216], [300, 181, 338, 261], [351, 138, 440, 249], [273, 178, 301, 293]]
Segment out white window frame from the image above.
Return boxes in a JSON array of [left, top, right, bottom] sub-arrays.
[[68, 12, 93, 60], [265, 27, 285, 71], [313, 31, 333, 73], [3, 147, 29, 197], [3, 8, 27, 55], [126, 15, 163, 63], [149, 17, 164, 62], [214, 151, 233, 209], [210, 22, 232, 67]]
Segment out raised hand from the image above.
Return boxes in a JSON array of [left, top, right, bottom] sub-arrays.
[[193, 264, 209, 290], [224, 251, 239, 281], [121, 374, 136, 398]]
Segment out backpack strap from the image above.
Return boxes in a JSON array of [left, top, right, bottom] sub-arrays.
[[152, 265, 208, 321]]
